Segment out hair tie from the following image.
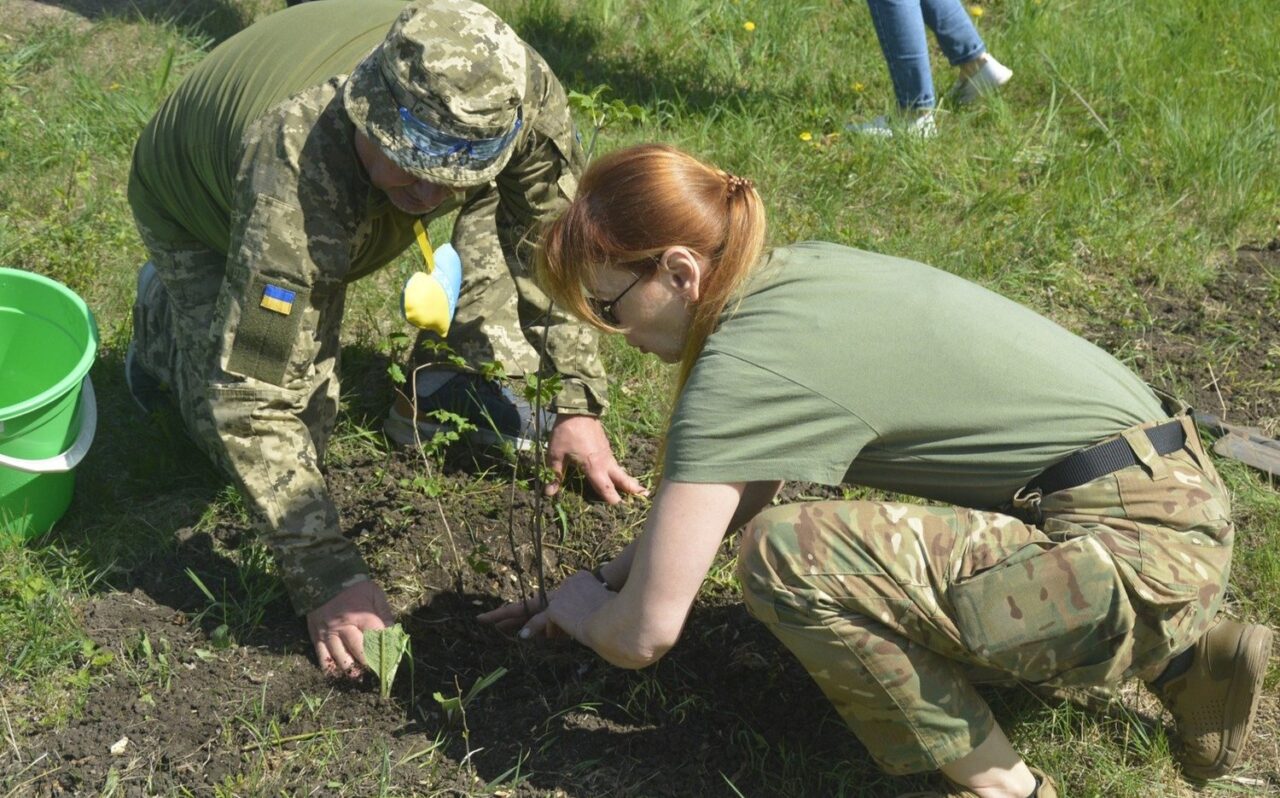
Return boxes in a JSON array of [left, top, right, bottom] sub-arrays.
[[726, 174, 754, 196]]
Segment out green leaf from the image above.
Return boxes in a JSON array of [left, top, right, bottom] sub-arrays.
[[433, 667, 507, 724], [465, 666, 507, 702], [102, 767, 121, 798], [210, 624, 232, 650], [364, 623, 411, 699], [432, 689, 462, 719]]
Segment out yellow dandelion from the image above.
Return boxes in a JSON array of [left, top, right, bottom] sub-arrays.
[[852, 81, 866, 93], [743, 20, 756, 32], [968, 4, 984, 17], [108, 82, 122, 91], [799, 131, 813, 142]]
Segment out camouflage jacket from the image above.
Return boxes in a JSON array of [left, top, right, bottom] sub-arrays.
[[181, 48, 601, 613]]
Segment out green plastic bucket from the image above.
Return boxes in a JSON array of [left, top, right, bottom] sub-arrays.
[[0, 268, 99, 543]]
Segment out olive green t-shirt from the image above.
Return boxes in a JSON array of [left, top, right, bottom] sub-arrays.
[[664, 242, 1166, 508], [129, 0, 409, 253]]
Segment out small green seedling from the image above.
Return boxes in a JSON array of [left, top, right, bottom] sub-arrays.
[[363, 623, 411, 700], [567, 84, 647, 161], [433, 666, 507, 725]]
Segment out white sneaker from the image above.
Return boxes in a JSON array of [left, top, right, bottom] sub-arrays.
[[846, 112, 937, 139], [951, 55, 1013, 104]]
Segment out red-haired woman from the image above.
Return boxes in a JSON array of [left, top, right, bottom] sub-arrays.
[[479, 144, 1271, 798]]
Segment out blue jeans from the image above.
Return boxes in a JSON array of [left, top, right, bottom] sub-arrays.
[[866, 0, 986, 110]]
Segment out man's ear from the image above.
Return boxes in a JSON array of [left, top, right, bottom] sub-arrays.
[[658, 246, 703, 303]]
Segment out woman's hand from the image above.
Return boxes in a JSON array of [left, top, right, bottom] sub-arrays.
[[477, 570, 614, 641], [522, 570, 614, 641], [476, 594, 548, 634]]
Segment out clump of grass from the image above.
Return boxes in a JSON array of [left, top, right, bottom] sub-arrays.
[[0, 541, 109, 729]]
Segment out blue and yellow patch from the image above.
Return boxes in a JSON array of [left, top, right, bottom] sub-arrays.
[[259, 284, 295, 315]]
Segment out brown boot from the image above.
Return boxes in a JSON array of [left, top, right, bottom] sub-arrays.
[[1149, 618, 1274, 779], [897, 767, 1058, 798]]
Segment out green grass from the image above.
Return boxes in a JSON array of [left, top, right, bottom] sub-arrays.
[[2, 0, 1278, 795], [0, 541, 109, 728]]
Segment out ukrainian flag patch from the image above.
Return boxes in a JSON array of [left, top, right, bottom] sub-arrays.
[[259, 284, 296, 315]]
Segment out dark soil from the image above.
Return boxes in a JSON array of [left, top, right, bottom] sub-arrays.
[[1085, 242, 1280, 436], [13, 246, 1279, 797], [17, 443, 876, 797]]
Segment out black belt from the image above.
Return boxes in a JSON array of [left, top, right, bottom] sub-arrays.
[[1027, 420, 1187, 496]]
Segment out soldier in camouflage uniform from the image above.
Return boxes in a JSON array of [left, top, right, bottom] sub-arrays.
[[482, 144, 1274, 798], [126, 0, 643, 678]]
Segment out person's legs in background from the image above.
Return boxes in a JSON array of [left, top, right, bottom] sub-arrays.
[[853, 0, 1011, 136], [921, 0, 985, 70], [855, 0, 939, 136], [923, 0, 1014, 104], [865, 0, 937, 112]]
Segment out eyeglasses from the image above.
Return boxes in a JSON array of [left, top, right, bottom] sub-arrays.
[[398, 104, 523, 167], [588, 272, 643, 326]]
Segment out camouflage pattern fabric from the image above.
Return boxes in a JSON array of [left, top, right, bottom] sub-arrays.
[[444, 62, 606, 415], [343, 0, 528, 186], [737, 413, 1232, 774], [128, 11, 603, 614], [132, 215, 369, 615]]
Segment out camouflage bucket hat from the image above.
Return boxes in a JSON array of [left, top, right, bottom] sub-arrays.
[[343, 0, 527, 187]]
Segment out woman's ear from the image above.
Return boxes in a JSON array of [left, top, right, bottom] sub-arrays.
[[658, 246, 703, 303]]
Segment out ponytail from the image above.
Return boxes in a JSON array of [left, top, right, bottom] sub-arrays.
[[537, 143, 768, 449], [672, 169, 766, 394]]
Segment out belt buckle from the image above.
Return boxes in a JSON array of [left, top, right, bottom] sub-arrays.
[[1011, 485, 1044, 521]]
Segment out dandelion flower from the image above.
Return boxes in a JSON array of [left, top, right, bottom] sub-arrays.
[[108, 82, 122, 91], [852, 82, 866, 93], [968, 4, 984, 17], [743, 20, 756, 32], [799, 131, 813, 142]]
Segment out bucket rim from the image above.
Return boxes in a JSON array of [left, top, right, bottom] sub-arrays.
[[0, 267, 100, 421]]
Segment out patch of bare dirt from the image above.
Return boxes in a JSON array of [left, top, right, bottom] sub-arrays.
[[14, 444, 872, 797], [1087, 243, 1280, 436], [18, 447, 1279, 796]]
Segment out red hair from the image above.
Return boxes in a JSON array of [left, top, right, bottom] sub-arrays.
[[538, 144, 767, 396]]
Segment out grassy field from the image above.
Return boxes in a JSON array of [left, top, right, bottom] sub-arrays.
[[2, 0, 1278, 795]]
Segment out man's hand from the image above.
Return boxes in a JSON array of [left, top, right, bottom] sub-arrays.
[[545, 415, 647, 504], [305, 580, 395, 678]]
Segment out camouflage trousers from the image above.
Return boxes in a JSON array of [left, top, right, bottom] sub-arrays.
[[131, 220, 367, 614], [737, 414, 1232, 775]]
